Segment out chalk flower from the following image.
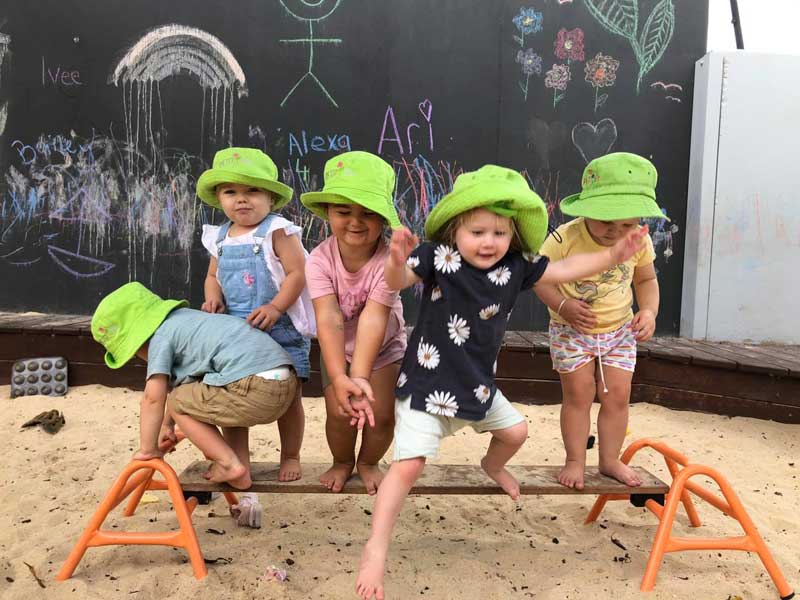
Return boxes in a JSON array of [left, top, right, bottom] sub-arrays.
[[554, 28, 585, 62]]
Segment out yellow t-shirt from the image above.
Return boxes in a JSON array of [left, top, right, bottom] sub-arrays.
[[539, 217, 656, 333]]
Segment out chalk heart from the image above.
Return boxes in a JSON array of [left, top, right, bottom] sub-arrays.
[[571, 118, 618, 165], [418, 99, 433, 122]]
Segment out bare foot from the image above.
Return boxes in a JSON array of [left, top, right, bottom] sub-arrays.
[[203, 460, 252, 489], [357, 463, 384, 496], [480, 456, 521, 501], [558, 459, 586, 490], [279, 456, 302, 482], [319, 462, 354, 493], [600, 459, 642, 487], [356, 540, 386, 600]]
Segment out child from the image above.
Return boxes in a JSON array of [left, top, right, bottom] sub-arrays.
[[197, 147, 314, 482], [535, 152, 663, 490], [301, 151, 407, 495], [355, 164, 649, 599], [91, 282, 300, 494]]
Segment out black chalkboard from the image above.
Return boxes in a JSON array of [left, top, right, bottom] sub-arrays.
[[0, 0, 707, 332]]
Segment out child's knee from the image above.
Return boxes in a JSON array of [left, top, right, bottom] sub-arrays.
[[497, 421, 528, 447], [394, 457, 426, 483]]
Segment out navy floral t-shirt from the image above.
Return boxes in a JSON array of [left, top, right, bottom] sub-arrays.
[[396, 241, 549, 421]]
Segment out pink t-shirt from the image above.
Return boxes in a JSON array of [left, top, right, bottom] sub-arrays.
[[306, 237, 407, 370]]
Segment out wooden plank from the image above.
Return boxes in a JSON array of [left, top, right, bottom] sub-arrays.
[[692, 340, 788, 376], [502, 330, 530, 349], [633, 384, 800, 424], [178, 461, 668, 495], [640, 337, 691, 364], [735, 343, 800, 378], [654, 337, 737, 370]]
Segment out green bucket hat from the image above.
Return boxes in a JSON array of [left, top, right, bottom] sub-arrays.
[[560, 152, 668, 221], [91, 282, 188, 369], [300, 151, 401, 228], [197, 147, 294, 210], [425, 165, 549, 253]]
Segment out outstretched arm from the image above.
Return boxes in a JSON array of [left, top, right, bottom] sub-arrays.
[[536, 225, 649, 286], [134, 374, 169, 460], [384, 228, 422, 290]]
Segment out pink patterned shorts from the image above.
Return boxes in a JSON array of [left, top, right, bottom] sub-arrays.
[[548, 321, 637, 374]]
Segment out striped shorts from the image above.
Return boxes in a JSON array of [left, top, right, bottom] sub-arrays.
[[548, 321, 637, 374]]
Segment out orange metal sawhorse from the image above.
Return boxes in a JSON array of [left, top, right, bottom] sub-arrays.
[[586, 438, 794, 599], [56, 456, 239, 581]]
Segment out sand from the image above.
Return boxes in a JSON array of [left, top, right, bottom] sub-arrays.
[[0, 384, 797, 599]]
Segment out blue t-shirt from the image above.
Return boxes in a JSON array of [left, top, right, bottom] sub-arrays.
[[397, 242, 549, 421], [146, 308, 292, 387]]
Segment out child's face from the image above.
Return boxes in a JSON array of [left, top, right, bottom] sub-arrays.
[[326, 203, 385, 250], [454, 208, 513, 269], [216, 183, 273, 227], [584, 217, 641, 247]]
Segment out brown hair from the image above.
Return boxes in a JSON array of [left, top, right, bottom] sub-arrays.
[[432, 207, 524, 251]]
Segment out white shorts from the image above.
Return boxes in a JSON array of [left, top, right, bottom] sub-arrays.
[[393, 389, 525, 460]]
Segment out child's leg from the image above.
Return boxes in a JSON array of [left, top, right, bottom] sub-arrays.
[[170, 409, 251, 489], [321, 383, 359, 492], [356, 457, 426, 600], [596, 366, 641, 486], [356, 362, 400, 495], [277, 384, 304, 481], [482, 420, 528, 501], [558, 361, 597, 490]]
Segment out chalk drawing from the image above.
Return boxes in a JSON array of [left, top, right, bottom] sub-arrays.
[[512, 7, 543, 48], [279, 0, 343, 108], [0, 31, 9, 137], [650, 81, 682, 91], [544, 64, 570, 107], [511, 7, 543, 101], [583, 0, 675, 93], [665, 95, 681, 102], [377, 100, 434, 155], [571, 118, 617, 164], [584, 52, 619, 112], [516, 49, 543, 101], [110, 24, 247, 155]]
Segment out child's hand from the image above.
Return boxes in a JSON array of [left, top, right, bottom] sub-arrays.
[[331, 374, 367, 419], [132, 448, 163, 461], [560, 298, 597, 333], [247, 303, 282, 330], [158, 424, 179, 453], [201, 297, 226, 313], [348, 398, 376, 430], [631, 308, 656, 341], [610, 224, 649, 264], [389, 227, 419, 268]]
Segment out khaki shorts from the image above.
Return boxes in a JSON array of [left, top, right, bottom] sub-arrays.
[[168, 373, 298, 428]]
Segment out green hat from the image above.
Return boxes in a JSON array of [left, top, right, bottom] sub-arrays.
[[425, 165, 549, 253], [91, 282, 188, 369], [300, 151, 401, 228], [197, 147, 294, 210], [560, 152, 668, 221]]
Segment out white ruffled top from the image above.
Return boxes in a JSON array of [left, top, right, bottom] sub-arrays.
[[201, 216, 316, 337]]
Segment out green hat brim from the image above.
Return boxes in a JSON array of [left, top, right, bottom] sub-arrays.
[[197, 170, 294, 210], [425, 181, 549, 253], [560, 192, 669, 221], [301, 188, 402, 229], [103, 299, 188, 369]]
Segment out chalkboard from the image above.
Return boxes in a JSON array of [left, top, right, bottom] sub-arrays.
[[0, 0, 708, 332]]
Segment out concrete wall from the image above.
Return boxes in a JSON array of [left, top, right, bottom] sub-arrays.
[[682, 51, 800, 344]]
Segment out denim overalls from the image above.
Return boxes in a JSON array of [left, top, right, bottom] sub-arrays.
[[216, 215, 311, 379]]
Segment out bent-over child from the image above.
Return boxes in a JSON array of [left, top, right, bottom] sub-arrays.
[[355, 164, 649, 600], [535, 152, 663, 490], [92, 282, 300, 526], [302, 151, 407, 495], [197, 147, 314, 482]]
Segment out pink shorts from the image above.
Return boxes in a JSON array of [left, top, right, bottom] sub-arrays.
[[549, 321, 637, 374]]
